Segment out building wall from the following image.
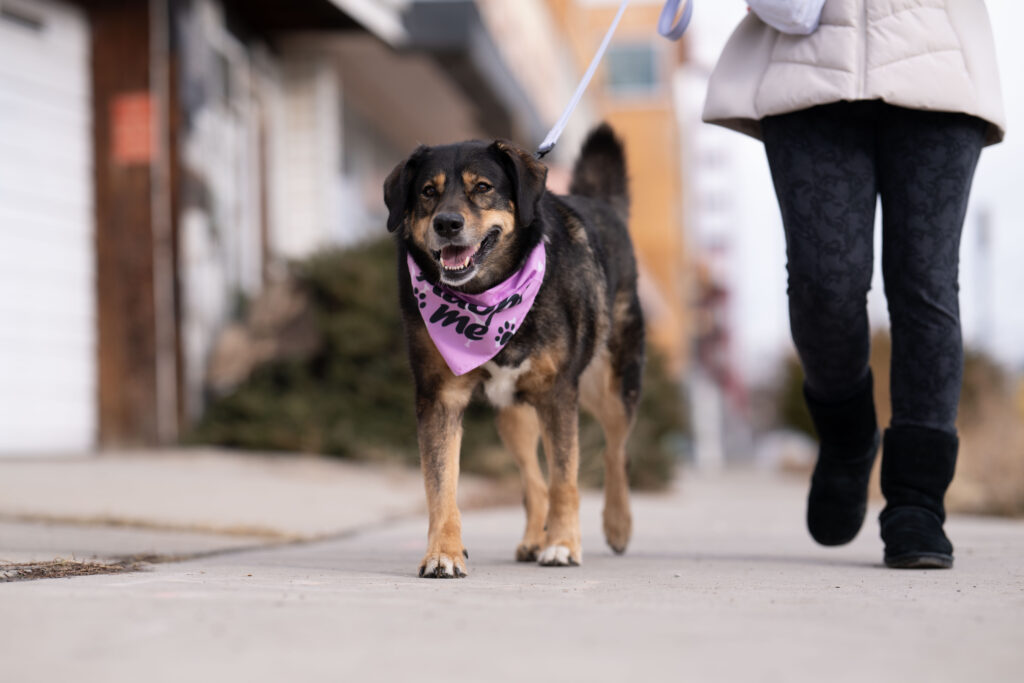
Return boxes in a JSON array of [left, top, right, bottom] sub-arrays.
[[0, 0, 619, 449], [475, 0, 593, 161], [267, 52, 342, 259], [546, 0, 692, 374], [91, 0, 168, 446], [174, 0, 271, 422], [0, 0, 97, 453]]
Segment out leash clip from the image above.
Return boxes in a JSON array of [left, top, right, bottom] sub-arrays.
[[657, 0, 694, 41]]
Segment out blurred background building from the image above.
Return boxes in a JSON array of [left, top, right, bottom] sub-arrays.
[[3, 0, 1020, 512], [0, 0, 693, 455], [547, 0, 691, 374]]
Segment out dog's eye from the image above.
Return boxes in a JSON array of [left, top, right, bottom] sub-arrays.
[[421, 186, 437, 198], [475, 182, 492, 194]]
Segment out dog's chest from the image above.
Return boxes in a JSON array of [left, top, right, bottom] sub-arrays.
[[481, 360, 532, 408]]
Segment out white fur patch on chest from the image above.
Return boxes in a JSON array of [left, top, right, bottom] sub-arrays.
[[482, 359, 532, 408]]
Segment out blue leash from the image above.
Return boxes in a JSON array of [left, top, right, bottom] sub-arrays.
[[536, 0, 694, 159]]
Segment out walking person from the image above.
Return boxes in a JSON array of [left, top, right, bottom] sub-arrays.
[[703, 0, 1005, 568]]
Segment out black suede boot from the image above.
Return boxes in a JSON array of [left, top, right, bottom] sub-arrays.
[[879, 426, 958, 569], [804, 372, 880, 546]]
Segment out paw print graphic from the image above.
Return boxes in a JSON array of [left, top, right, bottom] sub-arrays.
[[414, 287, 427, 309], [495, 321, 516, 345]]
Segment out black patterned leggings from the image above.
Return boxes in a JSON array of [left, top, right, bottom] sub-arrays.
[[762, 101, 987, 434]]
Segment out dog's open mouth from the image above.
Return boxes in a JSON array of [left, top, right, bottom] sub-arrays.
[[440, 243, 478, 272], [433, 228, 500, 284]]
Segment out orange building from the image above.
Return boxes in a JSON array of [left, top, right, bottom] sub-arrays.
[[546, 0, 692, 375]]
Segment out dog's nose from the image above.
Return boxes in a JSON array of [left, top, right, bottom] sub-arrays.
[[433, 212, 464, 238]]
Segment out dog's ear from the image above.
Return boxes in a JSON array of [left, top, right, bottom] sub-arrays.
[[490, 140, 548, 227], [383, 146, 428, 233]]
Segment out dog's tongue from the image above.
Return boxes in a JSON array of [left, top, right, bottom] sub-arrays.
[[441, 244, 478, 269]]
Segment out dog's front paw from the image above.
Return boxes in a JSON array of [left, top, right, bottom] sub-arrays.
[[418, 550, 468, 579], [515, 543, 541, 562], [538, 544, 581, 567]]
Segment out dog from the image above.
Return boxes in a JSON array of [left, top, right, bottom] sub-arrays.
[[383, 124, 644, 578]]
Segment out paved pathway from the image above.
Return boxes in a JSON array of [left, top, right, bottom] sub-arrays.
[[3, 470, 1022, 682]]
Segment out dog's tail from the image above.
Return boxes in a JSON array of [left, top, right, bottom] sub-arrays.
[[569, 123, 629, 223]]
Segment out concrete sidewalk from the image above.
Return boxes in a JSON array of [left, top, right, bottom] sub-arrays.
[[0, 448, 501, 565], [1, 463, 1022, 683]]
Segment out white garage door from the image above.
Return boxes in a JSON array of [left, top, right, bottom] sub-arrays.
[[0, 0, 95, 454]]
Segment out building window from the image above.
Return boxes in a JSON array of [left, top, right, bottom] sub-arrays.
[[605, 43, 660, 97]]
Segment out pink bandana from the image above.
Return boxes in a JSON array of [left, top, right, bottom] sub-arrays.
[[407, 242, 546, 376]]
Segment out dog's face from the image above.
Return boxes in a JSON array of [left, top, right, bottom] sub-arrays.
[[384, 140, 547, 292]]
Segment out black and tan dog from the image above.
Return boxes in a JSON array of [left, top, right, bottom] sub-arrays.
[[384, 124, 644, 578]]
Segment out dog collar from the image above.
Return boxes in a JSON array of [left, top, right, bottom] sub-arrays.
[[407, 242, 546, 376]]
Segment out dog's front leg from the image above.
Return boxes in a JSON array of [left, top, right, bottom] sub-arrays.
[[416, 387, 471, 578], [537, 388, 582, 566], [496, 403, 548, 562]]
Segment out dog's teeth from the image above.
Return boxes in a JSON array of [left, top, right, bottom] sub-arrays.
[[442, 258, 472, 272]]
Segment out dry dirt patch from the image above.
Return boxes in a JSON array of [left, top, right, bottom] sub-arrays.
[[0, 558, 146, 583]]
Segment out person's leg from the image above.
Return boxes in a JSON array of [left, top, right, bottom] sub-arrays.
[[762, 102, 881, 546], [763, 102, 878, 399], [876, 105, 987, 568]]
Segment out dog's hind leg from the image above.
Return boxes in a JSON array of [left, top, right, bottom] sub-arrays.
[[582, 294, 644, 554], [496, 403, 548, 562], [416, 379, 474, 578], [581, 350, 635, 554], [597, 391, 636, 555]]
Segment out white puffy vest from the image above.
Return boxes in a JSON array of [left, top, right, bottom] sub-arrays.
[[703, 0, 1006, 145]]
